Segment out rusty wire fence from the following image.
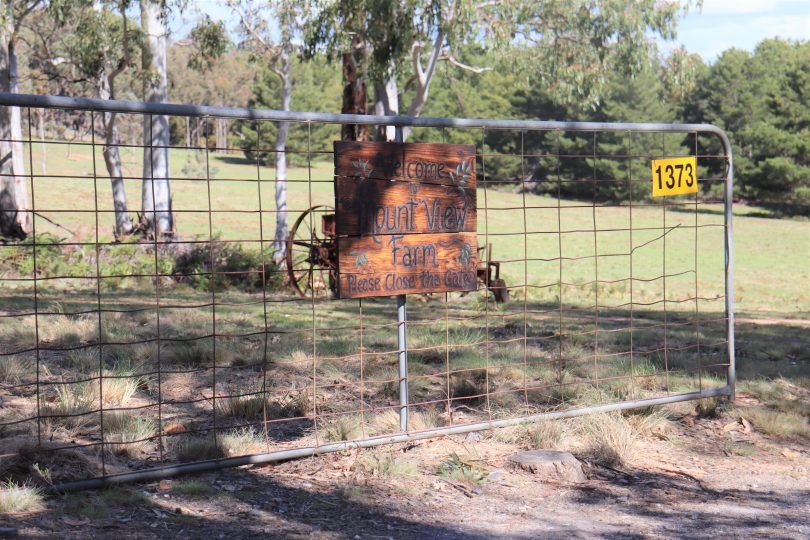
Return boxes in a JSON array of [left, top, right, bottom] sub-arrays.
[[0, 93, 734, 490]]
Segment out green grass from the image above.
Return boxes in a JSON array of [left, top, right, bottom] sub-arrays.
[[18, 141, 809, 313], [172, 479, 218, 498]]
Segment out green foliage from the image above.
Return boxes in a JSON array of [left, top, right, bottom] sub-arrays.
[[172, 239, 283, 292], [187, 14, 230, 72], [237, 56, 341, 165], [63, 4, 143, 81], [435, 452, 488, 485], [686, 39, 810, 214], [0, 233, 282, 293], [414, 49, 687, 202], [303, 0, 429, 83]]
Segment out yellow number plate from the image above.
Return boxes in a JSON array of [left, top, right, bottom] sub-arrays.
[[651, 157, 698, 197]]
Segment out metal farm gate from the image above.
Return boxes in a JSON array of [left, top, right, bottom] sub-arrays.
[[0, 93, 734, 490]]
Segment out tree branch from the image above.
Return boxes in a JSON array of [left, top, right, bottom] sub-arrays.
[[406, 29, 445, 117], [438, 53, 492, 74], [12, 0, 44, 39], [108, 2, 132, 88], [228, 0, 279, 57]]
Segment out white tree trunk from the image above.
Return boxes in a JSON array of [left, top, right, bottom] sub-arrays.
[[99, 73, 133, 238], [373, 64, 399, 142], [272, 46, 292, 264], [402, 32, 445, 142], [140, 0, 172, 237], [8, 38, 29, 234], [0, 20, 26, 240]]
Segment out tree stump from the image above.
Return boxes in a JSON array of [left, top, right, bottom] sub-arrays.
[[508, 450, 587, 483]]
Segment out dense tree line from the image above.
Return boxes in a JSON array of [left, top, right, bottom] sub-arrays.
[[240, 37, 808, 213], [686, 40, 810, 213]]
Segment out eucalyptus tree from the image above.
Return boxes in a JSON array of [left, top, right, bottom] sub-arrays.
[[226, 0, 298, 263], [304, 0, 693, 142], [139, 0, 172, 238], [62, 2, 142, 238], [0, 0, 42, 239]]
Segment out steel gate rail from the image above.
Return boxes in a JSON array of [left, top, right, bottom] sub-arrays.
[[0, 92, 734, 491]]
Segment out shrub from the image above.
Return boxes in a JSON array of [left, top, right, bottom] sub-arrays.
[[172, 240, 283, 292], [435, 453, 488, 486]]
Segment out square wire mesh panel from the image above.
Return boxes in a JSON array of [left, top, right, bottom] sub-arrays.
[[0, 96, 733, 486]]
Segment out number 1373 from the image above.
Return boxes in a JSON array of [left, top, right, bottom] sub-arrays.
[[651, 157, 698, 197]]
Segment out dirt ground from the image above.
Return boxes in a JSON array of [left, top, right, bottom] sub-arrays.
[[3, 398, 809, 540]]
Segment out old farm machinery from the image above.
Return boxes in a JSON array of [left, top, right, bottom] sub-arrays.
[[285, 205, 509, 302]]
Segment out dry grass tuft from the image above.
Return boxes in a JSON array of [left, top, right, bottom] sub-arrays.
[[369, 408, 443, 436], [217, 428, 265, 456], [41, 372, 144, 432], [527, 420, 564, 449], [0, 481, 44, 514], [0, 355, 33, 385], [490, 424, 531, 445], [267, 390, 312, 419], [578, 412, 637, 467], [362, 451, 418, 478], [213, 387, 312, 423], [99, 372, 143, 406], [171, 479, 217, 498], [286, 350, 310, 364], [625, 408, 671, 438], [41, 383, 97, 430], [739, 407, 810, 439], [39, 316, 97, 347], [171, 428, 266, 461], [171, 434, 221, 462], [322, 416, 363, 442], [163, 343, 234, 367], [102, 412, 157, 457], [216, 391, 266, 420], [66, 348, 99, 372]]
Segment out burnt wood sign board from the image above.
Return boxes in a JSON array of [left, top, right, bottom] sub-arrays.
[[334, 141, 478, 299]]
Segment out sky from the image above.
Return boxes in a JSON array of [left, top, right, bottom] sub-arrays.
[[171, 0, 810, 63], [670, 0, 810, 61]]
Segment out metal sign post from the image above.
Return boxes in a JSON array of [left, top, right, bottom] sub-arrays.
[[395, 126, 408, 432], [397, 293, 408, 431]]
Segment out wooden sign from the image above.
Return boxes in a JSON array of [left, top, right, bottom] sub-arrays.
[[334, 141, 478, 299]]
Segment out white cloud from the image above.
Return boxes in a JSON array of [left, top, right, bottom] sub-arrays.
[[697, 0, 808, 16], [750, 14, 810, 40]]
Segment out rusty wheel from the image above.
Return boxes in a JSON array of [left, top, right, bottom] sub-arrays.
[[286, 205, 335, 298]]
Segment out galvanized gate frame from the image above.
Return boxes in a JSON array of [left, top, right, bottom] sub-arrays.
[[0, 92, 734, 491]]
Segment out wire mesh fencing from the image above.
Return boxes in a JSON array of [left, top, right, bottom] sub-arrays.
[[0, 93, 734, 489]]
